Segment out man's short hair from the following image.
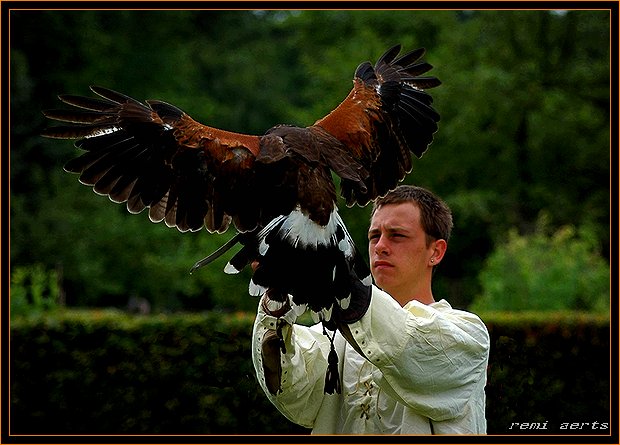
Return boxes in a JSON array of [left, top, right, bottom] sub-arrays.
[[371, 185, 453, 245]]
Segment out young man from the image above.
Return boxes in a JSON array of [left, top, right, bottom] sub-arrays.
[[251, 185, 490, 434]]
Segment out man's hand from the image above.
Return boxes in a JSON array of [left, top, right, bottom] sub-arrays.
[[261, 329, 284, 395], [257, 285, 299, 395], [336, 274, 372, 324], [261, 292, 291, 318]]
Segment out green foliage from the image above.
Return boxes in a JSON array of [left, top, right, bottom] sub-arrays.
[[9, 10, 610, 311], [10, 264, 61, 318], [11, 168, 257, 312], [11, 309, 609, 434], [471, 214, 610, 313]]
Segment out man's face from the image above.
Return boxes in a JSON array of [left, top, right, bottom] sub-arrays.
[[368, 202, 436, 305]]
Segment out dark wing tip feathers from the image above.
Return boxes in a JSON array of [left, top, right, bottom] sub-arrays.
[[375, 44, 402, 67], [146, 100, 185, 122], [337, 45, 441, 207], [374, 45, 441, 157], [354, 61, 375, 82], [44, 86, 264, 235], [89, 85, 143, 106], [393, 47, 425, 67], [373, 45, 440, 90], [43, 87, 197, 231]]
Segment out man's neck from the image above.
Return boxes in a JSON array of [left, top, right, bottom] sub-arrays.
[[396, 291, 435, 307]]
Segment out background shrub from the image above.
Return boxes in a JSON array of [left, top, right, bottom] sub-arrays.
[[10, 310, 306, 435], [10, 264, 61, 318], [470, 214, 610, 313], [10, 310, 610, 435], [484, 311, 610, 434]]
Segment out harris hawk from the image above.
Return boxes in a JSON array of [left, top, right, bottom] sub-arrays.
[[42, 44, 441, 392]]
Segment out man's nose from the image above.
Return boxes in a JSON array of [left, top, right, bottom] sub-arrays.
[[373, 235, 389, 255]]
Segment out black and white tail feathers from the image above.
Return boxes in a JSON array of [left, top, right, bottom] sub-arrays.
[[225, 207, 371, 327]]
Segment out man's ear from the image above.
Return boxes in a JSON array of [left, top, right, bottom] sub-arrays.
[[430, 239, 448, 266]]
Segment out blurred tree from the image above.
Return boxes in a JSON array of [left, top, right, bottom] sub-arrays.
[[413, 9, 610, 307], [470, 213, 610, 313]]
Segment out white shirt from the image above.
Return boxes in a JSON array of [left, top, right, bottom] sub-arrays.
[[252, 285, 490, 434]]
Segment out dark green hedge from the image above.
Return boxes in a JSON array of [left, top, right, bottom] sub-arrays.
[[10, 310, 306, 435], [483, 311, 610, 434], [10, 310, 610, 435]]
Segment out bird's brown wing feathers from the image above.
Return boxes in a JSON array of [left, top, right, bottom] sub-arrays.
[[42, 86, 262, 233], [42, 45, 440, 233], [313, 45, 441, 206]]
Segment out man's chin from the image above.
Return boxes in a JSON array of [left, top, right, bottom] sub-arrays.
[[373, 276, 394, 294]]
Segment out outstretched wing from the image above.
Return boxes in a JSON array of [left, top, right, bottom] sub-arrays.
[[42, 86, 263, 233], [313, 44, 441, 206]]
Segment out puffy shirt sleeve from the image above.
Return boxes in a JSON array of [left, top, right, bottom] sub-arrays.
[[251, 287, 490, 427], [348, 286, 490, 421]]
